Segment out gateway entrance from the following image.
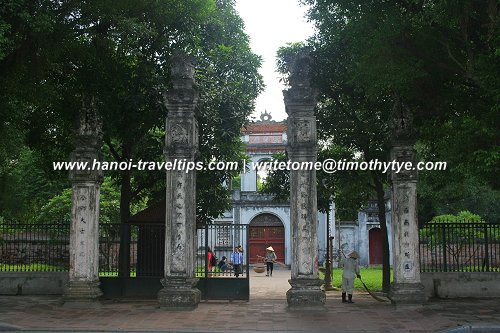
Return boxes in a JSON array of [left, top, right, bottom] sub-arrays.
[[249, 213, 285, 264]]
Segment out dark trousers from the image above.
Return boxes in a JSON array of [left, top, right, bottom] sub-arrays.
[[233, 264, 241, 277], [266, 262, 274, 274]]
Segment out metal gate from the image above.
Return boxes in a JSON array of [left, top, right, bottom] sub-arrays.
[[196, 224, 249, 300], [99, 222, 249, 300]]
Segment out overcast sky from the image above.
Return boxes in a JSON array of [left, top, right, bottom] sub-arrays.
[[235, 0, 314, 121]]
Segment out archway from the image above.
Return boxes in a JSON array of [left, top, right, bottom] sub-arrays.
[[249, 213, 285, 264], [256, 157, 271, 192], [369, 227, 383, 265]]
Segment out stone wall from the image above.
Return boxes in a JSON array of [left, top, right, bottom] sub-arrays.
[[0, 272, 68, 295], [421, 272, 500, 298], [2, 271, 499, 298]]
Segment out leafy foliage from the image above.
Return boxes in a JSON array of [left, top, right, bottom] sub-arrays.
[[36, 177, 145, 225], [300, 0, 499, 222], [0, 0, 263, 226], [432, 211, 483, 224]]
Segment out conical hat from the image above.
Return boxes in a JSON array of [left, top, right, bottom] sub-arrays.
[[349, 251, 359, 259], [266, 246, 274, 251]]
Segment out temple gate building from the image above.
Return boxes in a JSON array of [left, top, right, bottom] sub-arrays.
[[214, 111, 393, 267]]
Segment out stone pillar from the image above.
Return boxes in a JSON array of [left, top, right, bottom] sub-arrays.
[[64, 98, 103, 307], [283, 49, 326, 309], [158, 51, 201, 310], [388, 97, 426, 305]]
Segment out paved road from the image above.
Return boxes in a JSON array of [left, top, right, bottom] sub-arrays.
[[0, 267, 499, 333]]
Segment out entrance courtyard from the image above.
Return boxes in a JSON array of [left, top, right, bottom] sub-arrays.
[[0, 267, 499, 333]]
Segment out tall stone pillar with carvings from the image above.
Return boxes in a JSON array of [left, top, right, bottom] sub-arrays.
[[64, 99, 103, 306], [388, 97, 426, 305], [283, 49, 326, 309], [158, 52, 201, 310]]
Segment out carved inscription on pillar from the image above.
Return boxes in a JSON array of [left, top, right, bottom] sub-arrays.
[[394, 185, 418, 281], [71, 186, 99, 279], [171, 175, 187, 274], [296, 171, 314, 276]]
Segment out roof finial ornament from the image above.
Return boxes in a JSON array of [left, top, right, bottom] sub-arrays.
[[260, 110, 272, 122]]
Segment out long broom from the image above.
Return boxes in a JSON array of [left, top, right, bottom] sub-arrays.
[[358, 276, 388, 302], [339, 249, 388, 303], [256, 255, 287, 267]]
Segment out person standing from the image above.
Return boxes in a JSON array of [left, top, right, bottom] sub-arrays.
[[265, 246, 277, 277], [230, 246, 243, 277], [207, 247, 216, 273], [341, 250, 361, 303]]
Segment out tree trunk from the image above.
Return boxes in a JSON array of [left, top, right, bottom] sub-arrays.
[[373, 175, 391, 293], [118, 144, 132, 277]]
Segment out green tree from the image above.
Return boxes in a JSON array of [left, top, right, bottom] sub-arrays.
[[194, 0, 263, 224], [300, 0, 499, 223], [1, 0, 263, 228], [1, 0, 215, 224], [35, 177, 136, 225], [0, 147, 67, 223], [297, 0, 499, 290]]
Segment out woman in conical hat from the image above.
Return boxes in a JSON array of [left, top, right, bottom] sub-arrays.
[[341, 250, 361, 303], [265, 246, 277, 277]]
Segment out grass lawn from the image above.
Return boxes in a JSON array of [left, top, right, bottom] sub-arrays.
[[319, 267, 393, 292], [0, 264, 66, 272]]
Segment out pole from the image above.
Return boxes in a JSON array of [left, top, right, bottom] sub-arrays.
[[323, 210, 336, 291], [338, 219, 342, 267]]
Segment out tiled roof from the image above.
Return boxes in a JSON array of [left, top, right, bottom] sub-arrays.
[[246, 146, 286, 153], [129, 200, 203, 226], [128, 200, 165, 223], [241, 122, 287, 134]]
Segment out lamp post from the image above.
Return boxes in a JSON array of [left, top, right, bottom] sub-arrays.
[[323, 205, 336, 291]]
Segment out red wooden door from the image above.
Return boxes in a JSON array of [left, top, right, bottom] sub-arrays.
[[249, 226, 285, 264], [369, 227, 383, 265], [248, 213, 285, 264]]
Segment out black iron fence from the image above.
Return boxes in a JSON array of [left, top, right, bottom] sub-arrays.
[[0, 222, 139, 275], [6, 221, 498, 275], [98, 223, 138, 277], [0, 222, 249, 280], [419, 222, 500, 272], [0, 223, 70, 272]]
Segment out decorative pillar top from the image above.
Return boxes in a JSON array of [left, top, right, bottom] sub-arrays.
[[164, 51, 199, 113], [75, 97, 102, 149], [70, 97, 103, 183], [390, 95, 415, 145], [170, 50, 196, 90], [282, 48, 319, 112], [282, 48, 318, 153], [389, 95, 417, 183], [164, 51, 199, 157]]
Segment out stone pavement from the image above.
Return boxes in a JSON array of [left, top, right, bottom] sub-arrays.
[[0, 268, 499, 333]]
